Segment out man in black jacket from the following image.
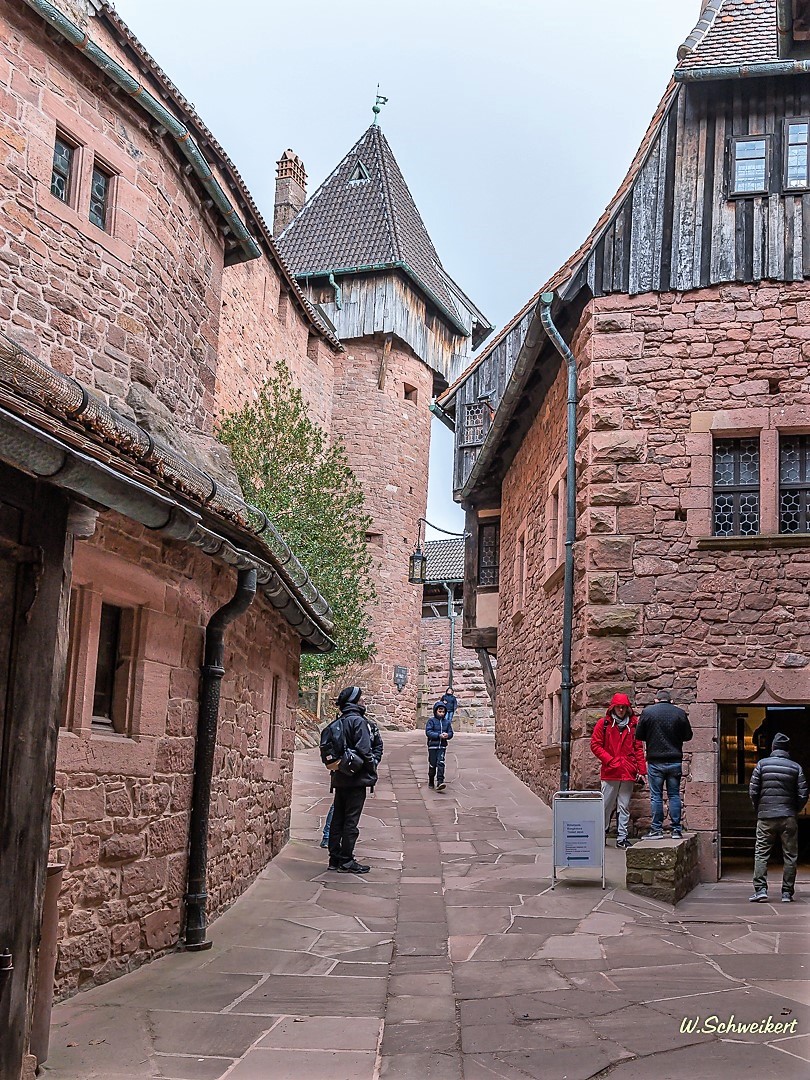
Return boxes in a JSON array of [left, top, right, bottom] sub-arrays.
[[328, 686, 383, 874], [749, 732, 808, 903], [635, 689, 693, 840]]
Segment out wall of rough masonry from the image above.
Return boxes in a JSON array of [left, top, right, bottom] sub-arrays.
[[50, 513, 298, 997], [418, 617, 494, 731], [331, 335, 433, 728], [495, 282, 810, 879]]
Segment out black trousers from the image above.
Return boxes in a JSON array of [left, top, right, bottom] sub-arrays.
[[328, 786, 366, 864], [428, 745, 446, 784]]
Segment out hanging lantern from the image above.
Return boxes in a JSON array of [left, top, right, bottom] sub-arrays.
[[408, 546, 427, 585]]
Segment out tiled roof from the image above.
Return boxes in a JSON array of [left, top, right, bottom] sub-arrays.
[[276, 125, 468, 335], [678, 0, 778, 70], [424, 538, 465, 583]]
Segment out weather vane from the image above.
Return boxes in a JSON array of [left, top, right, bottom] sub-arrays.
[[372, 86, 388, 126]]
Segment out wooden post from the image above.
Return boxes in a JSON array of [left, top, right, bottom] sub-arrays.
[[476, 648, 496, 713], [0, 467, 72, 1080]]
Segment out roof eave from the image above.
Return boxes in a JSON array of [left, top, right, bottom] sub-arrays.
[[675, 57, 810, 81]]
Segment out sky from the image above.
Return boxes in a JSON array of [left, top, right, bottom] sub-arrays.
[[113, 0, 699, 538]]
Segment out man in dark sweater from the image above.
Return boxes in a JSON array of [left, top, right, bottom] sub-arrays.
[[749, 732, 808, 902], [327, 686, 384, 874], [635, 690, 692, 839]]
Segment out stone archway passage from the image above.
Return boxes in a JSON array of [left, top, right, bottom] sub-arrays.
[[46, 735, 809, 1080]]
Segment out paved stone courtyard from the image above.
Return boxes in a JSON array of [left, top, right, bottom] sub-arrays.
[[46, 734, 809, 1079]]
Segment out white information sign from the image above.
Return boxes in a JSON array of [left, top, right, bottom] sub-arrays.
[[552, 791, 605, 889]]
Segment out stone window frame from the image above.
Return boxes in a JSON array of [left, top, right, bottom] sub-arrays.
[[61, 544, 176, 757], [686, 407, 810, 545], [543, 459, 567, 587], [542, 666, 562, 749], [512, 521, 528, 617], [262, 665, 288, 780], [35, 90, 139, 262]]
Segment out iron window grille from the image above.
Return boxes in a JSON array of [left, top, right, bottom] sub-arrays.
[[780, 433, 810, 534], [784, 118, 810, 190], [729, 135, 770, 197], [713, 437, 760, 536], [51, 133, 75, 204], [89, 162, 113, 230], [462, 402, 488, 447], [478, 521, 500, 587]]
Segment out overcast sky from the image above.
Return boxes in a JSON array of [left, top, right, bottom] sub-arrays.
[[114, 0, 699, 536]]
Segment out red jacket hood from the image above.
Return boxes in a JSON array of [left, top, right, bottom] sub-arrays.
[[608, 693, 633, 710]]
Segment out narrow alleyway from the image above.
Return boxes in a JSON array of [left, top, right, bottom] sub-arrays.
[[46, 735, 808, 1080]]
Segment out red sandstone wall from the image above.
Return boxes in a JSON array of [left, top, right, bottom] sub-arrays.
[[217, 259, 337, 432], [49, 513, 298, 996], [331, 335, 433, 727], [496, 283, 810, 877], [418, 617, 494, 730]]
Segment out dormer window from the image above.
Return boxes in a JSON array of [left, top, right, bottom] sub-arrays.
[[785, 119, 810, 190], [729, 135, 770, 196], [348, 160, 370, 183]]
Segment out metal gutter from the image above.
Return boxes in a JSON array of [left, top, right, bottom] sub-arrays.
[[22, 0, 261, 265], [675, 58, 810, 81], [429, 400, 455, 433], [295, 263, 471, 338], [539, 294, 578, 794], [458, 300, 547, 502]]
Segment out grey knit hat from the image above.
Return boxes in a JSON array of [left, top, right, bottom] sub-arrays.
[[337, 686, 363, 707]]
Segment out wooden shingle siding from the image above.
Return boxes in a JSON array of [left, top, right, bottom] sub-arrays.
[[589, 76, 810, 296]]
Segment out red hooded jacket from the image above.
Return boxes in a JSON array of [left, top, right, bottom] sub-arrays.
[[590, 693, 647, 782]]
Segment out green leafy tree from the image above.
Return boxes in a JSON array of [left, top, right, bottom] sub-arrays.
[[218, 363, 376, 678]]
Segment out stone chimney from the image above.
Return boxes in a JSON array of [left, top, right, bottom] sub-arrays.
[[273, 150, 307, 236]]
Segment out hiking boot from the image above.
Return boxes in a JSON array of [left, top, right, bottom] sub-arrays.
[[437, 781, 446, 791], [319, 837, 329, 848], [782, 891, 794, 903], [337, 860, 370, 874], [327, 862, 340, 871], [749, 889, 768, 902], [642, 829, 664, 840], [616, 838, 632, 849], [670, 827, 683, 840]]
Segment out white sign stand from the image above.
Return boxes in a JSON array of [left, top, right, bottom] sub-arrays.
[[551, 790, 605, 889]]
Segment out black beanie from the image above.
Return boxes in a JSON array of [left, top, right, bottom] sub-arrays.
[[771, 732, 790, 751], [337, 686, 362, 708]]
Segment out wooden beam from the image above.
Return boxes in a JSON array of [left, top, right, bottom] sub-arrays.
[[462, 625, 497, 651], [377, 333, 393, 391], [476, 648, 497, 712]]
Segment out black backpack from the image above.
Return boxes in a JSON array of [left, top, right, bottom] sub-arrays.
[[320, 716, 362, 775]]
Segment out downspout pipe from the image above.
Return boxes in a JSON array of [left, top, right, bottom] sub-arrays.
[[539, 293, 577, 793], [444, 584, 456, 690], [184, 568, 257, 950], [776, 0, 794, 59]]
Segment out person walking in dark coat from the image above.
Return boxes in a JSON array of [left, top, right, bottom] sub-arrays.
[[426, 701, 454, 791], [635, 689, 692, 839], [441, 687, 458, 726], [749, 732, 808, 902], [327, 686, 383, 874]]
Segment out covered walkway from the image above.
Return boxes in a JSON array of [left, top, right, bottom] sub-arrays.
[[46, 734, 809, 1079]]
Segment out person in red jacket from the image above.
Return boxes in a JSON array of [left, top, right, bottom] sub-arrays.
[[590, 692, 646, 849]]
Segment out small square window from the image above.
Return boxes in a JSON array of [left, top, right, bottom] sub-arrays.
[[729, 136, 770, 196], [89, 162, 113, 230], [462, 402, 488, 446], [91, 602, 135, 735], [478, 521, 500, 587], [712, 437, 760, 536], [51, 134, 76, 204], [404, 383, 418, 403], [785, 119, 810, 190]]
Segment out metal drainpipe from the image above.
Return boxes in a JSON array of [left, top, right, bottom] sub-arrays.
[[539, 294, 577, 793], [184, 568, 257, 950], [444, 584, 456, 690]]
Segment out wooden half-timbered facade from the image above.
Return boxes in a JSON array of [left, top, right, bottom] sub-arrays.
[[440, 0, 810, 883]]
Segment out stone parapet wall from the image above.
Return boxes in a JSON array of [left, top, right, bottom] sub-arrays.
[[417, 617, 494, 731], [625, 834, 701, 905], [49, 514, 298, 997]]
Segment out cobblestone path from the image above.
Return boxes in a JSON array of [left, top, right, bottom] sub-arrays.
[[47, 734, 809, 1079]]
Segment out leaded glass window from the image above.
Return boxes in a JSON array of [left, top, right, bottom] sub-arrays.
[[51, 135, 74, 203], [89, 164, 112, 230], [785, 120, 810, 190], [463, 402, 488, 446], [713, 437, 760, 536], [478, 521, 500, 587], [780, 434, 810, 533], [730, 136, 769, 195]]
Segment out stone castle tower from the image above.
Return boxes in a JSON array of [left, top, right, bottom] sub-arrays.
[[275, 124, 491, 726]]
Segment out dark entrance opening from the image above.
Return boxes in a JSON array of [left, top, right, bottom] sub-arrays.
[[719, 703, 810, 877]]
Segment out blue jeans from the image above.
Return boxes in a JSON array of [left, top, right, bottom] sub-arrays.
[[647, 762, 682, 830], [322, 803, 334, 842]]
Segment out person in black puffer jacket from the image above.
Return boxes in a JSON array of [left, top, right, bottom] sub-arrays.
[[748, 732, 808, 903], [635, 689, 692, 839], [327, 686, 383, 875]]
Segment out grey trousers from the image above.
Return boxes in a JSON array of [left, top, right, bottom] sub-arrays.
[[602, 780, 633, 842], [753, 815, 798, 895]]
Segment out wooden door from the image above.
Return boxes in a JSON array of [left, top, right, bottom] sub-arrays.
[[0, 464, 71, 1079]]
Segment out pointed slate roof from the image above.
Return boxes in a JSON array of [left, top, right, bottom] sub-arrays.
[[276, 125, 468, 336]]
